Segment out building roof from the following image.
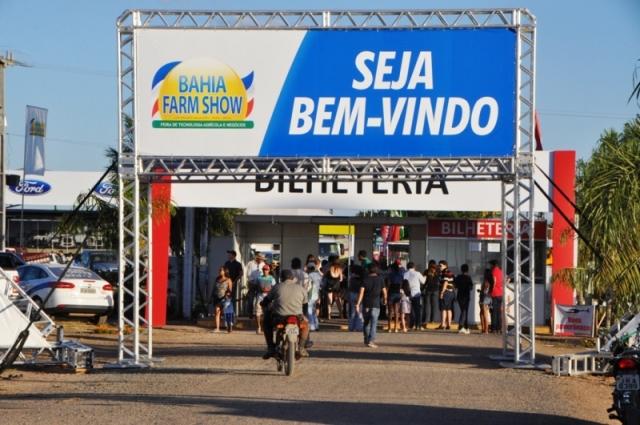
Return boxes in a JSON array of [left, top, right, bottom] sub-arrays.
[[235, 215, 429, 225]]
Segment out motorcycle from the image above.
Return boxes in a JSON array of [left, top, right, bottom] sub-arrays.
[[607, 318, 640, 424], [273, 315, 302, 376], [609, 351, 640, 424]]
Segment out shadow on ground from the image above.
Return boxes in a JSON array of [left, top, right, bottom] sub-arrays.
[[119, 342, 536, 370], [2, 393, 600, 425], [82, 328, 553, 371]]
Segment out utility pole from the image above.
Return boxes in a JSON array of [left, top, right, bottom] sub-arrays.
[[0, 55, 8, 251], [0, 52, 29, 251]]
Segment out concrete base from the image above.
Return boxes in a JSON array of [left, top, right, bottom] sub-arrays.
[[489, 353, 551, 370], [142, 356, 165, 363], [489, 354, 514, 362], [103, 361, 151, 370], [499, 361, 551, 371]]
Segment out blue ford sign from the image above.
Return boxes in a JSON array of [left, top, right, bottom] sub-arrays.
[[96, 182, 117, 198], [9, 179, 52, 196]]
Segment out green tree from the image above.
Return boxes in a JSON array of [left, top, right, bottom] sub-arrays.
[[56, 147, 119, 248], [568, 117, 640, 317], [57, 147, 176, 251], [208, 208, 244, 237], [631, 60, 640, 105]]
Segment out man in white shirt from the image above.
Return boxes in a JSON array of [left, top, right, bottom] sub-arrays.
[[403, 262, 426, 331], [246, 253, 266, 318]]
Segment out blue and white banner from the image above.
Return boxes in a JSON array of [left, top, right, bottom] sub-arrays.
[[6, 170, 108, 209], [136, 29, 516, 158], [24, 105, 47, 175]]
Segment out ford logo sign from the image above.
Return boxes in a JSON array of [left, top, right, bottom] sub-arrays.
[[9, 179, 51, 196], [96, 182, 117, 198]]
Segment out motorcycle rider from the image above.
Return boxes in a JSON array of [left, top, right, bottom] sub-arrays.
[[261, 269, 310, 359]]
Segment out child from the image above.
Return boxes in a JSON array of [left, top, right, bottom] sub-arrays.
[[223, 293, 234, 333], [400, 292, 411, 332], [307, 262, 322, 331]]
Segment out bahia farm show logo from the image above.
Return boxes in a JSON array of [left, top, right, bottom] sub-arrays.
[[151, 58, 254, 129], [9, 179, 51, 196]]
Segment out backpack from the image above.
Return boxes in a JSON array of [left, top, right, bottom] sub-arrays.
[[387, 271, 403, 295], [325, 269, 341, 291]]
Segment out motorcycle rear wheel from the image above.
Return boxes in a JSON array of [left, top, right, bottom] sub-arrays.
[[622, 407, 640, 425], [285, 337, 296, 376]]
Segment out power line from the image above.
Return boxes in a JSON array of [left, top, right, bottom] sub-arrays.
[[538, 110, 636, 120], [17, 62, 114, 78], [6, 132, 114, 148]]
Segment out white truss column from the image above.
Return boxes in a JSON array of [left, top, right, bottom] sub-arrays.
[[498, 8, 537, 367], [501, 180, 516, 357], [113, 10, 150, 368], [145, 183, 154, 360], [132, 171, 141, 363]]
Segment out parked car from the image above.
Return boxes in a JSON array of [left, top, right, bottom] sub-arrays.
[[0, 251, 26, 296], [0, 251, 26, 283], [17, 264, 114, 321], [75, 250, 118, 285]]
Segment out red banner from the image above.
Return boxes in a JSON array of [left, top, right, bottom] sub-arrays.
[[428, 219, 546, 240], [551, 151, 577, 308], [147, 174, 172, 327]]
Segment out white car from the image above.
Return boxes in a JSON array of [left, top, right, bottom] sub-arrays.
[[17, 264, 114, 318], [0, 251, 26, 284], [0, 252, 26, 297]]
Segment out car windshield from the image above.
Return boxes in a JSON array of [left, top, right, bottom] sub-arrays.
[[50, 267, 101, 280], [90, 253, 117, 263], [0, 253, 24, 269]]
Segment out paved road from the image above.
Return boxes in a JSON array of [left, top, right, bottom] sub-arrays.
[[0, 324, 614, 424]]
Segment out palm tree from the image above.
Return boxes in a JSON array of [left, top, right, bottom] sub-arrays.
[[631, 60, 640, 105], [567, 117, 640, 318]]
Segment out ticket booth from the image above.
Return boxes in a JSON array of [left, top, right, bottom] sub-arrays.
[[427, 218, 549, 325]]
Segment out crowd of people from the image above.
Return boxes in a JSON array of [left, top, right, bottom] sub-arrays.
[[210, 249, 506, 351], [347, 253, 505, 347]]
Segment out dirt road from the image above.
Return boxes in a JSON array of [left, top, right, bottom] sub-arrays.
[[0, 324, 614, 424]]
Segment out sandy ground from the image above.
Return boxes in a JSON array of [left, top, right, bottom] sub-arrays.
[[0, 320, 615, 425]]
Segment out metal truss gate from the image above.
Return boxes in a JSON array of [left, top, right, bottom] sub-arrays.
[[116, 9, 537, 367]]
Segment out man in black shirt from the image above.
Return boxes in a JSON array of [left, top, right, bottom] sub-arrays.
[[422, 259, 440, 327], [355, 263, 387, 348], [224, 250, 243, 295], [454, 263, 473, 334]]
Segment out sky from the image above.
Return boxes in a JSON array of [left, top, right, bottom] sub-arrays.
[[0, 0, 638, 171]]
